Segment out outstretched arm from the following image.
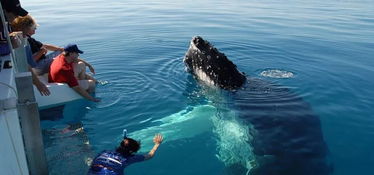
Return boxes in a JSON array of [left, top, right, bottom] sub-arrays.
[[43, 44, 64, 52], [29, 67, 50, 96], [77, 58, 95, 74], [33, 44, 64, 62], [144, 134, 163, 160]]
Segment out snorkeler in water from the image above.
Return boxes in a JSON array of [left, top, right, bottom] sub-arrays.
[[87, 131, 163, 175]]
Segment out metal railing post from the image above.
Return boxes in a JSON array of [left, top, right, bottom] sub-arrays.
[[13, 37, 29, 72], [15, 72, 49, 175]]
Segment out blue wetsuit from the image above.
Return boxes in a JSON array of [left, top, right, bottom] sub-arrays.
[[88, 150, 145, 175]]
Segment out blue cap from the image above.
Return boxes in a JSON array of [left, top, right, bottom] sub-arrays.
[[64, 44, 83, 54]]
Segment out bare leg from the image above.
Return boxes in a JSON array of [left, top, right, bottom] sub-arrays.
[[85, 73, 97, 83], [73, 61, 97, 83], [74, 61, 96, 92], [87, 79, 96, 93], [73, 61, 87, 80]]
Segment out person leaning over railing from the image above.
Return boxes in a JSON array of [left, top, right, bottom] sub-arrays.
[[11, 14, 64, 75], [11, 14, 96, 78], [1, 0, 50, 96]]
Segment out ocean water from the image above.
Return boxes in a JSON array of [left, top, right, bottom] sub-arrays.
[[23, 0, 374, 174]]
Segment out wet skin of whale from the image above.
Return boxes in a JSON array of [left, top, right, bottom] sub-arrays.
[[183, 36, 332, 175]]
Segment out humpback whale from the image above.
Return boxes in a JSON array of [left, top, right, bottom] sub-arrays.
[[183, 36, 332, 175]]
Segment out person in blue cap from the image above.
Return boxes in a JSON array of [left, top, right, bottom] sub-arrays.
[[88, 133, 163, 175], [49, 44, 99, 102]]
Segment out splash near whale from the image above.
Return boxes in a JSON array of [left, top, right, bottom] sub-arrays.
[[183, 36, 332, 175]]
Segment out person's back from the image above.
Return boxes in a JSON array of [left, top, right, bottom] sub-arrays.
[[88, 150, 128, 175], [48, 53, 76, 86], [88, 150, 146, 175]]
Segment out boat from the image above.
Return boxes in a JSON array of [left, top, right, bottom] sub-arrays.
[[31, 50, 83, 109], [0, 53, 30, 175], [34, 75, 83, 109]]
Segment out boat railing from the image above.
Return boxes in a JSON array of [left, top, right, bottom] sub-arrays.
[[0, 3, 49, 175], [13, 35, 30, 73]]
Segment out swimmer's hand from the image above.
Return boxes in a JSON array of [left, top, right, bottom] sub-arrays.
[[153, 134, 163, 145], [145, 134, 163, 160]]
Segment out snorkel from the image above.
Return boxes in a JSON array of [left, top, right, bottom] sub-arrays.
[[118, 129, 141, 155], [123, 129, 128, 139]]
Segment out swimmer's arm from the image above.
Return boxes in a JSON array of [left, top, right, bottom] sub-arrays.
[[144, 134, 163, 160]]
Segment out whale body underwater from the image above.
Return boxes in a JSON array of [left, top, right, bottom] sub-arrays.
[[182, 36, 332, 175]]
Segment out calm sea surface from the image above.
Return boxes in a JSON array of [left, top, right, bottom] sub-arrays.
[[24, 0, 374, 174]]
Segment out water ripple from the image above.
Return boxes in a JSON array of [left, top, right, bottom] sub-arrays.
[[154, 56, 187, 94], [25, 0, 374, 174], [99, 70, 152, 95]]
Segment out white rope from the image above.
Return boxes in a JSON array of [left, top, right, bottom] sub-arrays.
[[0, 82, 18, 98]]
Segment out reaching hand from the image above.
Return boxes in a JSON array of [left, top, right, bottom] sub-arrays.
[[57, 47, 65, 52], [35, 81, 50, 96], [9, 32, 22, 48], [88, 65, 95, 75], [40, 46, 48, 55], [89, 96, 100, 102], [153, 134, 163, 145], [92, 98, 101, 102]]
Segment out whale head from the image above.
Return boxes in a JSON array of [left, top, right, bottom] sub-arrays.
[[184, 36, 246, 90]]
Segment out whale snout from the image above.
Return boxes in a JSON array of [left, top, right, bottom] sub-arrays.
[[184, 36, 246, 90]]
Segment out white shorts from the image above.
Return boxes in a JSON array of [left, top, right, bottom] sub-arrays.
[[78, 80, 89, 90]]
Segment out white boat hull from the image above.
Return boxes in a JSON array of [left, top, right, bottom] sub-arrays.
[[34, 75, 82, 109]]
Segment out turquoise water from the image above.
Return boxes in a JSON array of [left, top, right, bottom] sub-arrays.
[[24, 0, 374, 174]]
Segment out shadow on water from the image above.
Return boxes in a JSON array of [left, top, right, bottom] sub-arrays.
[[183, 76, 334, 175], [39, 99, 95, 174], [228, 77, 333, 175], [183, 35, 334, 175]]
